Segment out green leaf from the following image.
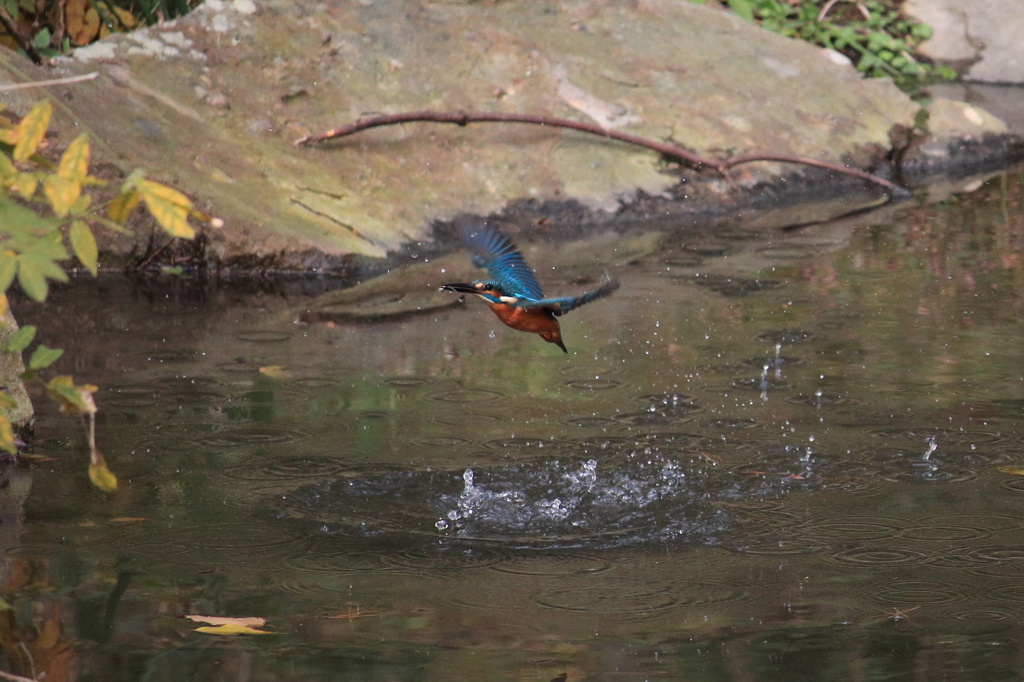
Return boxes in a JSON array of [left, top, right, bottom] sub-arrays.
[[44, 374, 84, 410], [3, 325, 35, 353], [70, 220, 98, 276], [28, 344, 63, 370], [32, 27, 51, 48], [0, 251, 17, 293], [13, 100, 50, 162], [16, 251, 68, 303], [22, 230, 69, 261], [16, 257, 47, 302], [727, 0, 754, 22]]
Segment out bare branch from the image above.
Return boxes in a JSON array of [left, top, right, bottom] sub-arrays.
[[297, 110, 906, 197], [0, 72, 99, 91]]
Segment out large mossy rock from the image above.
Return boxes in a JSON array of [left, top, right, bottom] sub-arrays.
[[1, 0, 928, 268]]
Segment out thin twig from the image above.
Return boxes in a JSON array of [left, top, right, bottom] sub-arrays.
[[0, 6, 43, 65], [718, 152, 898, 192], [136, 239, 173, 270], [296, 110, 905, 197], [53, 0, 67, 49], [817, 0, 840, 23], [296, 110, 711, 169], [0, 72, 98, 91]]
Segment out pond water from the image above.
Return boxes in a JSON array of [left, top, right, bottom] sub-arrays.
[[6, 171, 1024, 681]]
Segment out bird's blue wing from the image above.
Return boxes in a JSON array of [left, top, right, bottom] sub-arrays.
[[461, 225, 545, 300], [519, 279, 620, 316]]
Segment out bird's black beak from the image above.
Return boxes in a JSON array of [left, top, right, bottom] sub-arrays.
[[440, 283, 478, 294], [555, 339, 568, 353]]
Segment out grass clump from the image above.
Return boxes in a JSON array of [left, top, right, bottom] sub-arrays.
[[702, 0, 956, 83]]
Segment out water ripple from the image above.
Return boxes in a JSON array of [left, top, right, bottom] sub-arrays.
[[220, 453, 352, 481], [826, 547, 931, 566], [490, 554, 612, 576], [533, 583, 679, 614], [427, 389, 505, 403], [872, 580, 970, 604], [561, 379, 625, 391]]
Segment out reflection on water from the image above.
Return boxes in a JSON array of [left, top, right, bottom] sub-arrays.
[[2, 171, 1023, 680]]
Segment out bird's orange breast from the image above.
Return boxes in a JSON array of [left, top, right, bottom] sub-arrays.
[[485, 301, 560, 334]]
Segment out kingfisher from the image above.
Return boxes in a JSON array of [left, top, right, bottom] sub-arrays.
[[441, 225, 620, 353]]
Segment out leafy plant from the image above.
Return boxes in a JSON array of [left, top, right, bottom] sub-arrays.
[[0, 98, 213, 491], [0, 0, 198, 62], [716, 0, 956, 82]]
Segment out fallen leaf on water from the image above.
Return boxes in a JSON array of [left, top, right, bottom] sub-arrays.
[[17, 453, 59, 462], [185, 615, 266, 627], [89, 449, 118, 492], [997, 466, 1024, 476], [194, 624, 272, 636], [259, 365, 291, 379]]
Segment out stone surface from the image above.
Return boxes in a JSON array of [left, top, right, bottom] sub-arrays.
[[0, 309, 34, 433], [905, 0, 1024, 83], [927, 83, 1024, 136], [900, 96, 1020, 184], [0, 0, 925, 267]]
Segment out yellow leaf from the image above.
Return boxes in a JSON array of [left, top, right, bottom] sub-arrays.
[[99, 5, 136, 34], [0, 293, 7, 318], [88, 449, 117, 492], [13, 100, 51, 162], [185, 615, 266, 627], [10, 173, 38, 199], [18, 454, 57, 461], [998, 466, 1024, 476], [57, 133, 90, 180], [67, 0, 101, 45], [0, 129, 16, 145], [107, 189, 141, 224], [0, 416, 14, 455], [138, 179, 193, 209], [258, 365, 291, 379], [138, 180, 195, 239], [43, 175, 81, 217], [70, 220, 98, 276], [194, 624, 272, 636], [0, 154, 15, 179]]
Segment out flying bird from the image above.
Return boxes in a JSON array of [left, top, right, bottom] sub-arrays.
[[441, 225, 620, 353]]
